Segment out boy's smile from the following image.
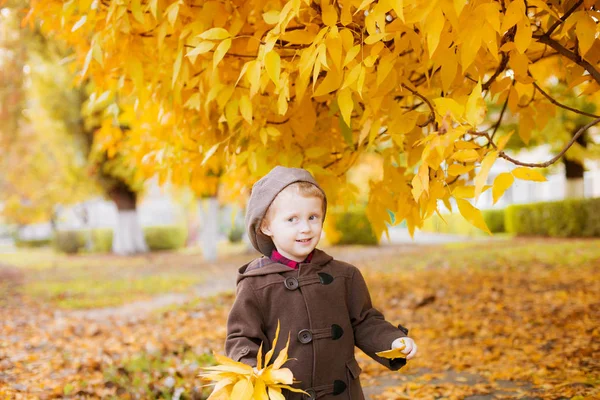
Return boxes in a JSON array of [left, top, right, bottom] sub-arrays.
[[260, 188, 324, 262]]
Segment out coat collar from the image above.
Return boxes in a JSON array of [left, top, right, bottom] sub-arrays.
[[270, 249, 314, 269], [236, 248, 334, 284]]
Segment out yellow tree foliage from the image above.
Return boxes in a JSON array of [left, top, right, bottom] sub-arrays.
[[27, 0, 600, 236], [0, 7, 97, 225]]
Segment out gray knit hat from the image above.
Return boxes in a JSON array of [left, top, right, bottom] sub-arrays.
[[245, 166, 327, 256]]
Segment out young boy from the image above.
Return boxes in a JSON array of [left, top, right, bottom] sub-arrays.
[[226, 166, 417, 400]]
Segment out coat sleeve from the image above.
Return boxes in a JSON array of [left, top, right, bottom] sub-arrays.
[[348, 266, 408, 371], [225, 279, 268, 367]]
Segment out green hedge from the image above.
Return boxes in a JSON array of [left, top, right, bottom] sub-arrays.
[[144, 226, 187, 250], [53, 229, 112, 253], [422, 209, 506, 235], [14, 238, 53, 248], [483, 209, 505, 233], [227, 225, 245, 243], [327, 207, 379, 245], [505, 198, 600, 237], [54, 225, 187, 254]]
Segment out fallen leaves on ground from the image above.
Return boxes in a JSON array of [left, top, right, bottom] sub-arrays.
[[0, 239, 598, 399], [361, 239, 600, 399], [0, 292, 232, 399]]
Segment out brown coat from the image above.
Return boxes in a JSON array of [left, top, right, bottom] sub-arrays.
[[225, 248, 408, 400]]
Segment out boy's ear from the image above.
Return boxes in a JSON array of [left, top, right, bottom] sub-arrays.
[[260, 221, 272, 237]]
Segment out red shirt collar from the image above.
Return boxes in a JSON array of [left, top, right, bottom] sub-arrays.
[[271, 249, 314, 269]]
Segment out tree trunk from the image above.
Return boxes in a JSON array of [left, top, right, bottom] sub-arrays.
[[564, 176, 584, 199], [198, 196, 219, 261], [563, 125, 587, 199], [82, 204, 94, 252], [109, 183, 148, 255]]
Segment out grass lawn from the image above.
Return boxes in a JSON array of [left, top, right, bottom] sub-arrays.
[[0, 242, 248, 309]]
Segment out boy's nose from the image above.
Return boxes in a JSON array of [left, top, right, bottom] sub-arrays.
[[299, 220, 311, 232]]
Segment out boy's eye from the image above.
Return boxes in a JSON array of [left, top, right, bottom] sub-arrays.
[[287, 217, 297, 222]]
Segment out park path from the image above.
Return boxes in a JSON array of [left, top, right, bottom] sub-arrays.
[[361, 368, 539, 399], [69, 239, 430, 320], [68, 226, 484, 320]]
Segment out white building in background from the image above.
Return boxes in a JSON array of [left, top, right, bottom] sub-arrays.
[[54, 178, 185, 231], [11, 177, 186, 243], [12, 176, 242, 245]]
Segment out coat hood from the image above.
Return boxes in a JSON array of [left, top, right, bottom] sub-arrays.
[[236, 248, 334, 284], [245, 166, 327, 257]]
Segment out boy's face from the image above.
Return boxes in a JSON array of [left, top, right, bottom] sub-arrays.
[[260, 188, 324, 262]]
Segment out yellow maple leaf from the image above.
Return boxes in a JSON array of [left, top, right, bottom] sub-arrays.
[[376, 340, 407, 359], [492, 172, 514, 204], [511, 167, 547, 182], [376, 349, 408, 359], [456, 198, 491, 234]]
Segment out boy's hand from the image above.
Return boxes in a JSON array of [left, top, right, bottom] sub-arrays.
[[392, 337, 418, 360]]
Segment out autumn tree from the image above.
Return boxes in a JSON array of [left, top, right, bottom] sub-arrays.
[[1, 2, 149, 254], [78, 90, 152, 255], [0, 3, 97, 229], [28, 0, 600, 237]]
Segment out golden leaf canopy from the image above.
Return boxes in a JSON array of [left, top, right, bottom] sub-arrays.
[[28, 0, 600, 236]]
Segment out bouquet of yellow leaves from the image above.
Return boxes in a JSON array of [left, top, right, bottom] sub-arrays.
[[199, 321, 307, 400]]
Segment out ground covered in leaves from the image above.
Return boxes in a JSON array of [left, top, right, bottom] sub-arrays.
[[0, 239, 598, 399]]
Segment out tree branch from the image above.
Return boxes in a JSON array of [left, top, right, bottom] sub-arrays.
[[409, 66, 438, 87], [266, 118, 291, 125], [530, 51, 558, 64], [182, 44, 297, 59], [532, 81, 600, 118], [471, 116, 600, 167], [465, 74, 478, 83], [543, 0, 583, 38], [446, 175, 461, 186], [491, 95, 509, 141], [535, 35, 600, 85], [323, 156, 343, 169], [402, 102, 424, 112], [482, 52, 509, 92], [482, 26, 516, 92], [518, 84, 536, 108], [400, 84, 435, 127]]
